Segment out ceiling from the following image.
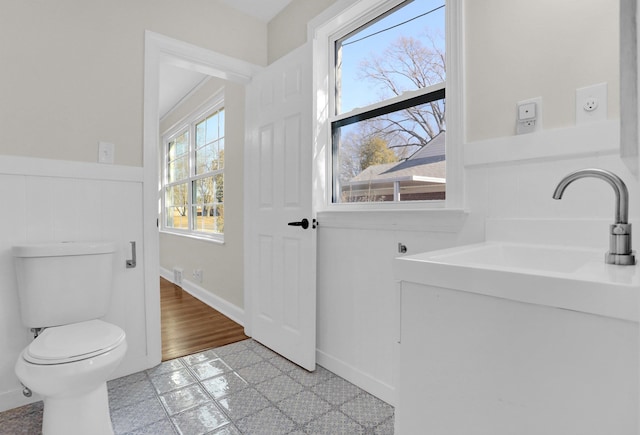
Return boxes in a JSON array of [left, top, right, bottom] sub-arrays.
[[159, 0, 292, 120], [159, 64, 209, 120]]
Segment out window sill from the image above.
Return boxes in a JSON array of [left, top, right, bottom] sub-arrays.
[[316, 207, 468, 232], [159, 229, 225, 245]]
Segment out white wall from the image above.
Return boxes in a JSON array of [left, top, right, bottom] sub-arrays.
[[159, 78, 246, 312], [313, 0, 631, 406], [465, 0, 619, 141], [267, 0, 337, 63], [0, 0, 267, 166], [316, 211, 483, 403]]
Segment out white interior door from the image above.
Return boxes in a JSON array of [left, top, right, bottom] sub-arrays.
[[245, 43, 316, 371]]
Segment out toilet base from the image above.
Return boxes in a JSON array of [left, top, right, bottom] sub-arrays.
[[43, 382, 114, 435]]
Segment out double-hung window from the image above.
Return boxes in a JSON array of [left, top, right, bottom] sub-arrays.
[[162, 99, 225, 242], [329, 0, 448, 204]]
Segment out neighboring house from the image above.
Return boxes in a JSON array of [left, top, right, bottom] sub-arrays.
[[342, 131, 446, 202]]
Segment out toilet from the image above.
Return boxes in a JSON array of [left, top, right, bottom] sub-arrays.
[[13, 241, 127, 435]]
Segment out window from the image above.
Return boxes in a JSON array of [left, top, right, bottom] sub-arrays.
[[330, 0, 447, 204], [162, 99, 225, 242]]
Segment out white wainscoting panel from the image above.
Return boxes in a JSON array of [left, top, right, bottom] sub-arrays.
[[0, 157, 152, 412]]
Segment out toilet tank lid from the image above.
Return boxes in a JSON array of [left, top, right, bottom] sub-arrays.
[[12, 241, 116, 257]]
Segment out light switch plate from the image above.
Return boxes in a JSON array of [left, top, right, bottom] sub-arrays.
[[518, 102, 536, 120], [98, 141, 115, 164], [516, 97, 542, 134]]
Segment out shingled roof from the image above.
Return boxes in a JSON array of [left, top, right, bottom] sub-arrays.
[[341, 132, 446, 202], [348, 131, 446, 184]]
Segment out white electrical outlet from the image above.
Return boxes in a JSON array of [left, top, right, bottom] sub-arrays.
[[173, 268, 183, 285], [576, 83, 607, 124], [193, 269, 203, 283]]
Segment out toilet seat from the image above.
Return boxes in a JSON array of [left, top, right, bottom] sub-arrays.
[[24, 319, 126, 365]]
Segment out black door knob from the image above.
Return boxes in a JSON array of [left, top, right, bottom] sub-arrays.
[[287, 218, 309, 229]]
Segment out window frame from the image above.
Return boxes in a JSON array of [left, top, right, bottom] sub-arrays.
[[312, 0, 464, 212], [160, 93, 225, 243]]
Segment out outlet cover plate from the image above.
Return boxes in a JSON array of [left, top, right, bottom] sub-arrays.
[[576, 83, 607, 124], [98, 141, 115, 164], [516, 97, 542, 134]]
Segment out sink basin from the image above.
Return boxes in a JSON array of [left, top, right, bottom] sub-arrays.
[[394, 242, 639, 321], [427, 242, 601, 274]]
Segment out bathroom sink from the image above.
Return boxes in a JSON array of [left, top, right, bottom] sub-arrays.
[[394, 242, 639, 322], [426, 242, 601, 274]]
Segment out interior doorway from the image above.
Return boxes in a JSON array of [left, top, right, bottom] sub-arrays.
[[143, 31, 259, 363]]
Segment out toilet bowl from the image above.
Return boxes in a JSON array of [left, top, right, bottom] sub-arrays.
[[15, 320, 127, 435]]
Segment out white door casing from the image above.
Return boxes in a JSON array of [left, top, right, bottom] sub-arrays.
[[245, 42, 316, 371], [143, 31, 260, 366]]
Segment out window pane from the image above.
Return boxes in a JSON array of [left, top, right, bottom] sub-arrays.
[[193, 177, 213, 205], [165, 183, 187, 206], [334, 98, 445, 203], [165, 183, 188, 229], [205, 112, 220, 144], [168, 131, 189, 160], [192, 176, 223, 234], [196, 120, 206, 147], [193, 204, 224, 233], [195, 144, 216, 174], [335, 0, 445, 115], [214, 204, 224, 233], [214, 173, 224, 204], [195, 109, 225, 175], [217, 138, 224, 170], [218, 109, 225, 138], [168, 155, 188, 182], [166, 207, 189, 229]]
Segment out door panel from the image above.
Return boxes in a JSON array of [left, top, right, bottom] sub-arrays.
[[245, 43, 315, 371]]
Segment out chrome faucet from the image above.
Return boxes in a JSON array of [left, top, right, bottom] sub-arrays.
[[552, 168, 635, 265]]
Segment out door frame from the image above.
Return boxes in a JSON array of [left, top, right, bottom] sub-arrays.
[[142, 31, 261, 360]]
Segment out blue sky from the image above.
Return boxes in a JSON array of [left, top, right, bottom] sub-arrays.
[[338, 0, 445, 114]]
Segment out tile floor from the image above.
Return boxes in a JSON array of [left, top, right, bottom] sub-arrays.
[[0, 339, 394, 434]]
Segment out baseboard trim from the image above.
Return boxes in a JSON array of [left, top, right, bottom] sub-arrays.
[[0, 388, 42, 413], [316, 349, 396, 407], [159, 267, 245, 327]]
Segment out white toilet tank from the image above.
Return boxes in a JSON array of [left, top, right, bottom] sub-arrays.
[[13, 241, 117, 328]]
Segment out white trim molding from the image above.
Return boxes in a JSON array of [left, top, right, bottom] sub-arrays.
[[146, 31, 261, 85], [464, 120, 619, 168], [620, 0, 639, 177], [144, 32, 261, 357], [0, 155, 143, 182], [316, 349, 396, 406]]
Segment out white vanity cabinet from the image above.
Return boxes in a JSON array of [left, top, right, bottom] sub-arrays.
[[394, 243, 639, 435]]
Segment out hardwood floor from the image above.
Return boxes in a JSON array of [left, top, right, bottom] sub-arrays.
[[160, 277, 248, 361]]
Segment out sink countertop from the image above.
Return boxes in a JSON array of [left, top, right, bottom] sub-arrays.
[[394, 241, 640, 322]]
